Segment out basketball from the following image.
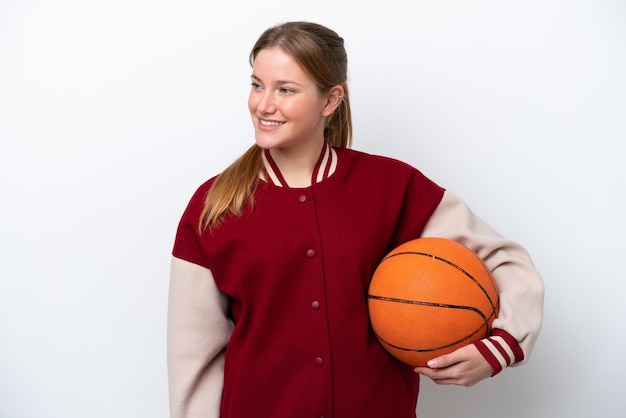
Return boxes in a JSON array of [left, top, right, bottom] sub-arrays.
[[367, 237, 499, 367]]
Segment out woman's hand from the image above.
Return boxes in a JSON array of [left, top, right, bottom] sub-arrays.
[[413, 344, 493, 387]]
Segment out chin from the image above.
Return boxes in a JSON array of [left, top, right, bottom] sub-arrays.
[[255, 143, 272, 150], [254, 134, 281, 150]]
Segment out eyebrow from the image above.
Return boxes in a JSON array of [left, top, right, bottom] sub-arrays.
[[250, 74, 303, 87]]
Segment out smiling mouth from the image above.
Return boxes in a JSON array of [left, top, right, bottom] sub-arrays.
[[260, 119, 285, 127]]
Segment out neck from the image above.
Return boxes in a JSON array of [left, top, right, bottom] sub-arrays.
[[268, 141, 324, 188]]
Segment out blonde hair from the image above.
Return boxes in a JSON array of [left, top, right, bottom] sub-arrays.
[[200, 21, 353, 231]]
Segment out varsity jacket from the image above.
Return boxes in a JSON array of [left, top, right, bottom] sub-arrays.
[[167, 145, 544, 418]]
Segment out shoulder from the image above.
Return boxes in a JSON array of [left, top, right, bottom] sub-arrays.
[[335, 147, 445, 201], [176, 175, 220, 223], [188, 175, 219, 203], [335, 147, 429, 178], [336, 147, 413, 166]]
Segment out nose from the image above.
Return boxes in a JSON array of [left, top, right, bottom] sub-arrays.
[[255, 91, 276, 114]]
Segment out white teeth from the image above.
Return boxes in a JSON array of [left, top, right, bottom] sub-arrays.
[[260, 119, 284, 126]]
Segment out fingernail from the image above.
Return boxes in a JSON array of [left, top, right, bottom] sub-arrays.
[[427, 359, 437, 367]]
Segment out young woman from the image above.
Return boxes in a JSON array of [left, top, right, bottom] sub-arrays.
[[167, 21, 544, 418]]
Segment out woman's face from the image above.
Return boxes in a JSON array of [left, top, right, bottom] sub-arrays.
[[248, 47, 335, 154]]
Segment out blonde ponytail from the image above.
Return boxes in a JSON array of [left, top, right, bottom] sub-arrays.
[[199, 145, 263, 232]]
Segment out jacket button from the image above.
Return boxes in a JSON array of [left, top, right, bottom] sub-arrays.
[[315, 357, 324, 366], [298, 194, 307, 203], [311, 300, 320, 310], [306, 249, 316, 258]]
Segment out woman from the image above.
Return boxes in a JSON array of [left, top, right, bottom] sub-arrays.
[[167, 21, 544, 418]]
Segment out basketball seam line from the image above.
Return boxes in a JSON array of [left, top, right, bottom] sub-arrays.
[[383, 251, 498, 312], [368, 294, 489, 320]]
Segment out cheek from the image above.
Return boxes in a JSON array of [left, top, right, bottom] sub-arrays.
[[282, 99, 315, 121], [247, 94, 255, 113]]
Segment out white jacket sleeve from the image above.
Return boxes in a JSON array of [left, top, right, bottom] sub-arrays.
[[421, 191, 544, 365], [167, 256, 234, 418]]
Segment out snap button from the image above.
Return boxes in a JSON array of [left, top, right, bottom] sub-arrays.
[[315, 357, 324, 366], [311, 300, 320, 310], [306, 249, 316, 258], [298, 194, 307, 203]]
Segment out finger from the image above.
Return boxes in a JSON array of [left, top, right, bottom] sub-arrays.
[[413, 366, 433, 375], [414, 365, 452, 380], [415, 367, 459, 385], [427, 344, 476, 368], [416, 366, 473, 386], [424, 352, 458, 369]]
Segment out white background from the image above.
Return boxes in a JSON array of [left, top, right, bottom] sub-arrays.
[[1, 1, 625, 417]]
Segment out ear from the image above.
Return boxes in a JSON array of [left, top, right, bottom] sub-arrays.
[[322, 85, 344, 117]]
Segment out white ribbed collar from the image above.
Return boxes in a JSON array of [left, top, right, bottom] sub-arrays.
[[261, 143, 338, 188]]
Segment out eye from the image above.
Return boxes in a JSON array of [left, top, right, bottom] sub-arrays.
[[250, 82, 263, 90], [279, 87, 295, 94]]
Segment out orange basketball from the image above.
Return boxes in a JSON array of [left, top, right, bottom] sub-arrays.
[[367, 237, 499, 367]]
